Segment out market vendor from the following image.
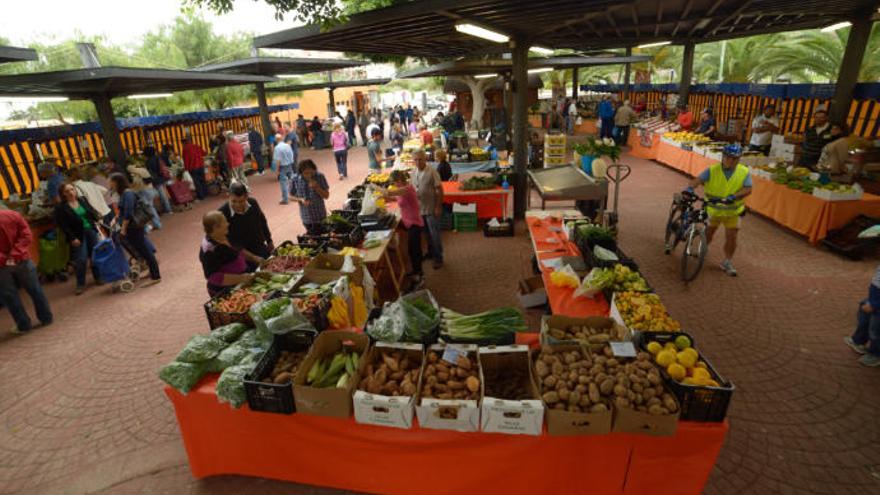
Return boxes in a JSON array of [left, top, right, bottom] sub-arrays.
[[748, 104, 780, 156], [37, 161, 65, 205], [799, 109, 835, 168], [199, 211, 258, 297], [419, 124, 434, 147], [411, 150, 444, 270], [218, 182, 273, 271], [434, 150, 453, 182], [695, 108, 716, 138], [816, 123, 864, 180], [687, 143, 753, 278]]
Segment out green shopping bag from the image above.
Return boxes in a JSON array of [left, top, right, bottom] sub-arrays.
[[37, 229, 70, 275]]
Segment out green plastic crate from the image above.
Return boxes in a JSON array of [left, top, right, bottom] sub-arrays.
[[440, 210, 454, 231], [453, 212, 478, 232]]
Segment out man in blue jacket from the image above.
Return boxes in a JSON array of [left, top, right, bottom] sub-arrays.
[[246, 122, 264, 174], [845, 265, 880, 366], [598, 96, 616, 140]]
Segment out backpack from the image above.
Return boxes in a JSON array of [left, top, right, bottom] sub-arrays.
[[130, 193, 153, 229]]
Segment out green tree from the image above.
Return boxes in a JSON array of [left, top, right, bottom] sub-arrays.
[[750, 25, 880, 83], [693, 35, 781, 83], [184, 0, 409, 27]]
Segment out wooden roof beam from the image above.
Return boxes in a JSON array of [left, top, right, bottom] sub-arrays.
[[672, 0, 695, 37], [631, 5, 640, 37], [709, 0, 755, 37], [606, 12, 623, 37], [655, 2, 664, 37]]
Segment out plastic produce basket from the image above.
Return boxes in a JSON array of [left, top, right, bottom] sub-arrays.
[[585, 242, 639, 271], [453, 212, 478, 232], [636, 331, 734, 422], [244, 330, 317, 414], [272, 240, 327, 257], [482, 218, 515, 237], [439, 210, 454, 231]]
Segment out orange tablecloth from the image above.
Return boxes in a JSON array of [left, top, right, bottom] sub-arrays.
[[166, 377, 727, 495], [648, 145, 880, 243], [627, 131, 660, 160], [525, 216, 611, 317], [745, 176, 880, 243], [442, 182, 511, 219]]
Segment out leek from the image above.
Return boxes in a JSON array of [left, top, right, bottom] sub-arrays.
[[440, 307, 527, 343]]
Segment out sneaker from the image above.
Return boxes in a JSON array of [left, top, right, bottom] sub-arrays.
[[720, 260, 738, 277], [10, 326, 31, 334], [844, 336, 867, 355], [432, 260, 443, 270], [858, 354, 880, 367], [142, 278, 162, 287], [279, 200, 289, 205], [75, 286, 85, 296]]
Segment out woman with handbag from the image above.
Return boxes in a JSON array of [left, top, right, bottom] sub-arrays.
[[109, 173, 161, 285], [54, 183, 102, 295]]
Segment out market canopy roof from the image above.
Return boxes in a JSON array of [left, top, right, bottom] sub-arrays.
[[397, 55, 653, 79], [0, 67, 276, 99], [193, 56, 367, 76], [265, 78, 392, 93], [254, 0, 880, 56], [443, 74, 543, 93], [0, 45, 37, 64]]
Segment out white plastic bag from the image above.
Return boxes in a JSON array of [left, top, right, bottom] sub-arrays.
[[574, 268, 604, 299], [360, 184, 379, 216], [332, 276, 354, 323], [340, 255, 357, 274], [362, 265, 376, 311]]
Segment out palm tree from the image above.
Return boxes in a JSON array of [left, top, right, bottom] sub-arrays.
[[631, 45, 683, 83], [693, 35, 781, 83], [751, 25, 880, 83]]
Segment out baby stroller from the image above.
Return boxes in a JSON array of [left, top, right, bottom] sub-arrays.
[[92, 225, 143, 293]]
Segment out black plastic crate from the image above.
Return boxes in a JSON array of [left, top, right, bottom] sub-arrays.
[[482, 218, 515, 237], [601, 266, 653, 305], [580, 239, 639, 271], [244, 330, 317, 414], [290, 293, 331, 332], [636, 331, 734, 422], [330, 209, 360, 223], [298, 225, 364, 250], [821, 215, 880, 260]]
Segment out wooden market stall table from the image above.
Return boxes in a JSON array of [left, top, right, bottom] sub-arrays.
[[353, 211, 407, 301], [166, 375, 728, 495], [649, 140, 880, 243], [441, 182, 512, 219]]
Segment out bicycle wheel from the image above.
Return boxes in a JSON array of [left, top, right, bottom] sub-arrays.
[[664, 205, 684, 254], [680, 225, 708, 282]]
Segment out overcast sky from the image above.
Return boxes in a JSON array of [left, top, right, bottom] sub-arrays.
[[2, 0, 298, 46]]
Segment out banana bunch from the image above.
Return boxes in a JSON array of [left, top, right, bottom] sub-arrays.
[[328, 295, 351, 329]]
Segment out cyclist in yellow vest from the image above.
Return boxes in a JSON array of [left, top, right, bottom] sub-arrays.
[[687, 143, 753, 276]]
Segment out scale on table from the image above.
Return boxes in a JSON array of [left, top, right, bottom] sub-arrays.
[[448, 132, 470, 162]]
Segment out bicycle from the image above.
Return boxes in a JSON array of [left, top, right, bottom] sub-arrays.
[[664, 191, 729, 282]]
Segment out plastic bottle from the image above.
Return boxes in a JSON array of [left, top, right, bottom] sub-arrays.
[[501, 174, 510, 189]]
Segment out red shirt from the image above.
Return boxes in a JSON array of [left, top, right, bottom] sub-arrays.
[[226, 139, 245, 168], [182, 143, 205, 172], [677, 111, 694, 131], [420, 130, 434, 146], [0, 210, 32, 265]]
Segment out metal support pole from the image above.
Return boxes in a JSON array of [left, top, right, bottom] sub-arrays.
[[572, 68, 579, 99], [328, 89, 336, 118], [623, 46, 632, 101], [830, 17, 873, 125], [255, 82, 274, 139], [503, 72, 513, 151], [511, 36, 530, 219], [91, 95, 127, 167], [679, 42, 695, 106]]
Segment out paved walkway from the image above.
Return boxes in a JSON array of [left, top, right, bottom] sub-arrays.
[[0, 144, 878, 495]]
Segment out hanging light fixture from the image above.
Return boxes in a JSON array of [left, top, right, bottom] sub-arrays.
[[454, 22, 509, 43]]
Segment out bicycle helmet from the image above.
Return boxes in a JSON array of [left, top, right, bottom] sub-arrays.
[[722, 143, 743, 157]]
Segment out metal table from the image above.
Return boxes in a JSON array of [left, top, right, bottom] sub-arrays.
[[527, 164, 608, 210]]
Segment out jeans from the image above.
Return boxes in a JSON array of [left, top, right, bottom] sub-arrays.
[[0, 260, 53, 331], [600, 117, 615, 139], [71, 227, 100, 288], [566, 115, 574, 135], [347, 129, 357, 146], [155, 184, 172, 214], [253, 152, 265, 172], [278, 165, 294, 203], [406, 224, 424, 276], [422, 214, 443, 263], [615, 125, 630, 145], [852, 300, 880, 357], [334, 150, 349, 177], [137, 188, 162, 229], [231, 166, 248, 187], [125, 227, 160, 280], [190, 167, 208, 199]]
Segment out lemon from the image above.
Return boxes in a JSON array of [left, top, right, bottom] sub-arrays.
[[692, 367, 712, 382], [694, 361, 708, 369], [655, 350, 676, 367], [676, 351, 697, 369], [646, 342, 663, 355], [707, 380, 720, 387], [663, 342, 677, 352], [674, 335, 692, 350], [682, 347, 699, 361], [682, 377, 697, 386], [667, 363, 687, 381]]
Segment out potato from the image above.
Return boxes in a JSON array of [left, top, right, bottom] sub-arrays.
[[613, 384, 627, 397], [567, 370, 578, 382], [543, 391, 560, 404], [544, 375, 558, 388], [575, 384, 587, 394], [382, 381, 399, 395], [401, 381, 416, 396], [647, 372, 661, 385], [642, 387, 656, 401], [382, 354, 400, 372], [437, 392, 453, 400], [273, 372, 292, 384], [578, 395, 592, 408], [578, 375, 591, 385], [646, 397, 661, 407], [428, 352, 439, 363], [535, 360, 550, 378], [456, 368, 469, 379], [569, 390, 581, 405], [436, 371, 450, 382], [588, 383, 601, 403], [434, 383, 448, 392], [564, 352, 578, 364], [390, 371, 404, 381], [367, 379, 382, 394], [551, 362, 565, 375], [662, 394, 678, 413], [567, 404, 581, 413], [558, 388, 570, 402], [436, 363, 449, 374], [374, 368, 388, 386], [614, 397, 630, 408], [648, 405, 664, 415], [466, 376, 480, 393], [590, 403, 608, 413], [448, 380, 464, 390], [554, 403, 565, 410], [456, 355, 472, 370]]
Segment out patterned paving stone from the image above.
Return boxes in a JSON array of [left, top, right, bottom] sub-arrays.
[[1, 143, 879, 495]]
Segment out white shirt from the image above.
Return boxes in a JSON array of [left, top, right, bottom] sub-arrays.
[[568, 103, 577, 116], [365, 123, 380, 139], [73, 180, 111, 217], [749, 115, 779, 146]]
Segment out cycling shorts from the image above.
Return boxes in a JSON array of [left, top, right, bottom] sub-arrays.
[[708, 214, 741, 229]]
